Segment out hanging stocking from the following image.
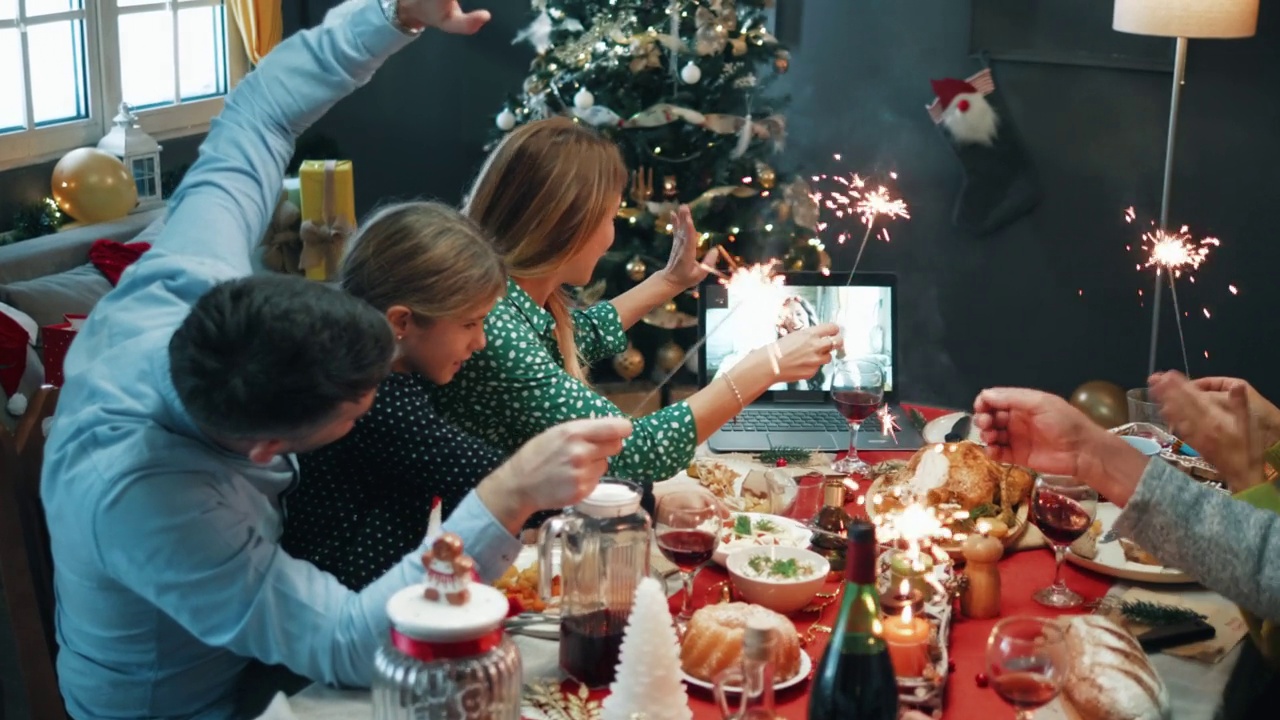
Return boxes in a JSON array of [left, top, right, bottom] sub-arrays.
[[927, 68, 1040, 236]]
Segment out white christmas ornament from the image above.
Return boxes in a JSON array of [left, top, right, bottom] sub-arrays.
[[573, 88, 595, 110], [600, 577, 692, 720], [680, 61, 702, 85], [495, 108, 517, 131]]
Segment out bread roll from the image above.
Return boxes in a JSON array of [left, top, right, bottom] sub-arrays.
[[1062, 616, 1170, 720], [679, 603, 801, 682]]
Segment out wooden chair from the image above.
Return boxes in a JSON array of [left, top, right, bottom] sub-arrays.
[[0, 384, 65, 719]]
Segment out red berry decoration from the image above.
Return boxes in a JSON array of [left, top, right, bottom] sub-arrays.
[[948, 660, 956, 673], [975, 672, 988, 688], [775, 458, 788, 467]]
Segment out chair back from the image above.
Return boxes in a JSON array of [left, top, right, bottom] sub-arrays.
[[0, 384, 65, 718]]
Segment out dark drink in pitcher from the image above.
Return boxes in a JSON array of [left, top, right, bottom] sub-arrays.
[[559, 608, 629, 688]]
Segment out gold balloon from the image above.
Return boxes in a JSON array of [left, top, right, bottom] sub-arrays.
[[656, 341, 686, 373], [51, 148, 137, 223], [612, 345, 645, 381], [1069, 380, 1129, 428]]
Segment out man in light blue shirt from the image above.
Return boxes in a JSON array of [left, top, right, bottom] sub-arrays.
[[40, 1, 631, 717]]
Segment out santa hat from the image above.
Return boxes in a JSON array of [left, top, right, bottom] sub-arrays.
[[0, 305, 35, 398], [926, 70, 999, 146]]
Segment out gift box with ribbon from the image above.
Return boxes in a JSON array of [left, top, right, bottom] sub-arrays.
[[298, 159, 355, 282], [42, 314, 87, 387]]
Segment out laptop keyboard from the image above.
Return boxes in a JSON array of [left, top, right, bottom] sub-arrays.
[[722, 407, 853, 433]]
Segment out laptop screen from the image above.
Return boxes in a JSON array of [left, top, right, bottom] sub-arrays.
[[702, 276, 895, 394]]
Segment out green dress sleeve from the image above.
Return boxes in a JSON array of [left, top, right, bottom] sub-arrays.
[[437, 302, 697, 482], [571, 301, 629, 365]]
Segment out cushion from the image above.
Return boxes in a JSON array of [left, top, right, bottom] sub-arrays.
[[0, 264, 113, 330]]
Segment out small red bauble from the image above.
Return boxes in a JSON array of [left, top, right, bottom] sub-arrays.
[[957, 99, 970, 112], [975, 672, 988, 688], [775, 458, 788, 467]]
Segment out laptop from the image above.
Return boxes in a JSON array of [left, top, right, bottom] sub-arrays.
[[700, 271, 925, 453]]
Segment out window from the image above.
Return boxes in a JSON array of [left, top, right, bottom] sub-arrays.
[[0, 0, 247, 171]]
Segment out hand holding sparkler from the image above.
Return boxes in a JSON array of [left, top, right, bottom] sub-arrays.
[[662, 205, 721, 290]]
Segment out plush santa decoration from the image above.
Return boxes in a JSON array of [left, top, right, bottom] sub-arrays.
[[926, 68, 1040, 236], [0, 304, 38, 415]]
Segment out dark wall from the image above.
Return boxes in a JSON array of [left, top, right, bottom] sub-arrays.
[[774, 0, 1280, 407]]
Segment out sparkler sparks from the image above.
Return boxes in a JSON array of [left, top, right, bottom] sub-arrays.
[[810, 156, 910, 285], [877, 405, 900, 442]]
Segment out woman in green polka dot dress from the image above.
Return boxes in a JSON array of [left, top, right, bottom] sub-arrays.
[[433, 117, 842, 484]]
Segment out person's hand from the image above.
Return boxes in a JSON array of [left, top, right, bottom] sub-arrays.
[[973, 388, 1101, 476], [660, 205, 720, 290], [1187, 375, 1280, 449], [1149, 371, 1264, 493], [479, 417, 633, 531], [760, 323, 842, 384], [398, 0, 491, 34]]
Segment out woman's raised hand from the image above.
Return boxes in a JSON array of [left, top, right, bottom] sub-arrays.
[[399, 0, 491, 35], [661, 205, 720, 290]]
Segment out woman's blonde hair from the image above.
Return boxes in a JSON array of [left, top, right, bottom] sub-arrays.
[[464, 117, 627, 382], [340, 201, 506, 322]]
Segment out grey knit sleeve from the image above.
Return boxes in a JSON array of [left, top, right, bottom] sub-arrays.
[[1113, 459, 1280, 620]]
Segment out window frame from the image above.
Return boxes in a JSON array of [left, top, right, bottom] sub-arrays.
[[0, 0, 247, 172]]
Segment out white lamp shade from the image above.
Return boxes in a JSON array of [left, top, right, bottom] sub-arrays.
[[1114, 0, 1259, 39]]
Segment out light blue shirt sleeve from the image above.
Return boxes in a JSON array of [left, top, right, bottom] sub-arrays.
[[64, 0, 521, 690]]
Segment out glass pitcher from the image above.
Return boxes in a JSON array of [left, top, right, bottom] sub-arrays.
[[537, 479, 651, 689]]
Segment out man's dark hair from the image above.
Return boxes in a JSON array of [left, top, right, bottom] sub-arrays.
[[169, 275, 393, 439]]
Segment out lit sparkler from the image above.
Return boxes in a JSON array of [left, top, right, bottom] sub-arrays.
[[1126, 207, 1221, 377], [876, 405, 900, 442], [811, 158, 910, 285]]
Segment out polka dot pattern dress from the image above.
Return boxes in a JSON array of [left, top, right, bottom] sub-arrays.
[[434, 278, 698, 483], [282, 372, 505, 591]]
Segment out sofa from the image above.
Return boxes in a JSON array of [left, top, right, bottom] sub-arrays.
[[0, 208, 166, 428]]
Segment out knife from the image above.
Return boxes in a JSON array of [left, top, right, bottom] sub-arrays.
[[944, 414, 972, 442]]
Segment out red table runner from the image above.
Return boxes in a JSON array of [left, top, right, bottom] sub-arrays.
[[551, 406, 1117, 718]]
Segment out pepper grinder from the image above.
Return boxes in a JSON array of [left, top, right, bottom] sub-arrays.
[[809, 479, 852, 572], [960, 532, 1003, 619]]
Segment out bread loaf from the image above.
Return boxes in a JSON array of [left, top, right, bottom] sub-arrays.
[[1062, 616, 1170, 720]]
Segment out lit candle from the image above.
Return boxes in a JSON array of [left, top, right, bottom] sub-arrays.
[[879, 579, 924, 618], [887, 549, 935, 601], [882, 604, 931, 678]]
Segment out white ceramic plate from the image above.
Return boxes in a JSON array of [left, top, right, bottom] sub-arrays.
[[682, 648, 811, 694], [712, 512, 813, 566], [922, 411, 983, 445], [1064, 503, 1193, 584]]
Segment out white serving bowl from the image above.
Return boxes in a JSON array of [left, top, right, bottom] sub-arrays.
[[726, 545, 830, 615]]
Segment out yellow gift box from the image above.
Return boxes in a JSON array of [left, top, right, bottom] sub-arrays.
[[298, 159, 355, 281]]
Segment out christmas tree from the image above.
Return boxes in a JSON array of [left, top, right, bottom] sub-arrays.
[[494, 0, 824, 384], [600, 577, 692, 720]]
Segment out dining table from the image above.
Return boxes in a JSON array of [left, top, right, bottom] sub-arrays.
[[279, 405, 1245, 720]]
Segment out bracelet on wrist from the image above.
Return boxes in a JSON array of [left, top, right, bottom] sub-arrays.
[[721, 371, 746, 413], [380, 0, 425, 36]]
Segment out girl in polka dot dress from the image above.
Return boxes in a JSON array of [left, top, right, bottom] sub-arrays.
[[433, 117, 842, 486], [282, 202, 511, 590]]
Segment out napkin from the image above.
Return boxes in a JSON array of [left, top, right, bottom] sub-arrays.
[[1112, 586, 1248, 663]]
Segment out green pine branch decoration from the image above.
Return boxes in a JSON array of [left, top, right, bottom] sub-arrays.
[[758, 446, 811, 465], [907, 408, 928, 433], [1120, 600, 1207, 627]]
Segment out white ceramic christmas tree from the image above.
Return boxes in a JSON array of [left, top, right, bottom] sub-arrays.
[[600, 577, 692, 720]]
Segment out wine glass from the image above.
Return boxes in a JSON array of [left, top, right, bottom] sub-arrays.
[[655, 489, 724, 624], [1029, 474, 1098, 608], [830, 359, 885, 476], [986, 617, 1068, 720]]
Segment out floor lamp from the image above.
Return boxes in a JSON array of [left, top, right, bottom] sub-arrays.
[[1112, 0, 1258, 376]]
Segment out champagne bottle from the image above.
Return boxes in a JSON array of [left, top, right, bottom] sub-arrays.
[[808, 520, 899, 719]]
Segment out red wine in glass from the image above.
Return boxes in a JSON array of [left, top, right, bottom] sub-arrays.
[[657, 529, 717, 572], [991, 672, 1060, 711], [1032, 492, 1092, 545], [832, 390, 883, 423]]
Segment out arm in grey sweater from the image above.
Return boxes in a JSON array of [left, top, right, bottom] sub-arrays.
[[1113, 459, 1280, 621]]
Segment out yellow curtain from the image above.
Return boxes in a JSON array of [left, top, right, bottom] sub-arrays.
[[228, 0, 283, 65]]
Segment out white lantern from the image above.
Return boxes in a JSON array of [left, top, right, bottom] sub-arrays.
[[97, 103, 163, 211]]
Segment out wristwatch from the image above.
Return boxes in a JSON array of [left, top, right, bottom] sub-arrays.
[[380, 0, 425, 36]]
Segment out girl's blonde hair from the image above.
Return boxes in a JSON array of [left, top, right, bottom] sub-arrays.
[[463, 117, 627, 382], [340, 201, 506, 321]]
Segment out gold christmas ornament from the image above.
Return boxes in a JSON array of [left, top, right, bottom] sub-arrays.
[[625, 255, 648, 281], [755, 162, 777, 190], [774, 49, 791, 74], [663, 300, 678, 313], [694, 0, 738, 56], [662, 175, 678, 199], [612, 345, 645, 380], [656, 342, 686, 373]]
